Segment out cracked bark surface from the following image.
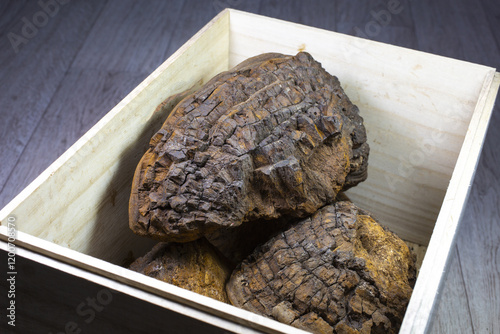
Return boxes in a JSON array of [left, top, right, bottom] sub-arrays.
[[129, 238, 231, 303], [226, 202, 416, 334], [129, 51, 369, 242], [207, 192, 351, 266]]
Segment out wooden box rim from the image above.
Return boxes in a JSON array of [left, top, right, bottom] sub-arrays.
[[1, 9, 499, 334]]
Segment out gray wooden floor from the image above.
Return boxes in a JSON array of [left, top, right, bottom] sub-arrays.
[[0, 0, 499, 333]]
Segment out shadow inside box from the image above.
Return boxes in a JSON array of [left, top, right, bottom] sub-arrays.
[[88, 89, 195, 267], [0, 250, 234, 334]]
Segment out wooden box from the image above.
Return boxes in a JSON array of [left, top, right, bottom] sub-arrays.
[[1, 9, 498, 333]]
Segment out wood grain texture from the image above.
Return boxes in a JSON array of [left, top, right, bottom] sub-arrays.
[[335, 0, 418, 49], [409, 1, 500, 332], [0, 1, 498, 333], [0, 250, 234, 334], [0, 0, 28, 30], [163, 0, 226, 57], [0, 235, 308, 334], [0, 1, 107, 206], [404, 241, 427, 276], [70, 0, 185, 73], [230, 8, 495, 247], [453, 103, 500, 334], [0, 9, 230, 267], [410, 0, 500, 68], [257, 0, 336, 31], [0, 69, 147, 209], [480, 0, 500, 53], [426, 246, 474, 334]]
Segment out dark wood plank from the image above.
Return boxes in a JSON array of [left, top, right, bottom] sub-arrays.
[[335, 0, 418, 49], [410, 0, 500, 68], [480, 0, 500, 54], [427, 246, 474, 333], [0, 250, 235, 334], [70, 0, 185, 73], [160, 0, 262, 58], [410, 1, 500, 331], [0, 1, 499, 332], [0, 1, 107, 205], [0, 0, 28, 30], [256, 0, 336, 31], [454, 103, 500, 334], [211, 0, 262, 16], [0, 69, 147, 208], [162, 0, 217, 57]]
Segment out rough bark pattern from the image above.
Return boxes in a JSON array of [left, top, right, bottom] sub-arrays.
[[207, 192, 352, 266], [129, 51, 369, 242], [206, 216, 296, 266], [226, 202, 416, 334], [129, 238, 231, 303]]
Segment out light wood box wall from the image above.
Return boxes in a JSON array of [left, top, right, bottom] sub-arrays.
[[1, 9, 499, 334]]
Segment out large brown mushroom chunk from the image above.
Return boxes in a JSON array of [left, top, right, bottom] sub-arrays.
[[129, 51, 369, 242], [226, 202, 416, 334], [129, 238, 231, 304]]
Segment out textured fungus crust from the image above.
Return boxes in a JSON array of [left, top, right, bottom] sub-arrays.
[[206, 192, 350, 265], [226, 202, 416, 334], [129, 238, 231, 303], [129, 52, 369, 242]]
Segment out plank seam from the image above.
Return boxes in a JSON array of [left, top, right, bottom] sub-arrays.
[[406, 0, 420, 51], [162, 0, 188, 58], [456, 245, 476, 334], [66, 0, 110, 72], [0, 0, 111, 203]]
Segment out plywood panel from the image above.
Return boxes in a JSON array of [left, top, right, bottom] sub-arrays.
[[0, 10, 230, 265], [0, 236, 309, 334], [229, 9, 495, 245], [402, 72, 500, 334]]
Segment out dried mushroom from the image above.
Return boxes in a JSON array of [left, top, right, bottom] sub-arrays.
[[129, 51, 369, 242], [129, 238, 231, 303], [226, 202, 416, 334], [207, 192, 351, 265]]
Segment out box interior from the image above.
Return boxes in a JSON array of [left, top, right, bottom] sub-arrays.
[[229, 11, 495, 246], [1, 10, 495, 266]]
